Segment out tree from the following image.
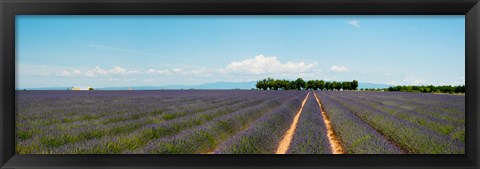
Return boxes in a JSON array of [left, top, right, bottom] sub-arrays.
[[280, 79, 289, 90], [351, 80, 358, 90], [316, 80, 324, 91], [262, 79, 269, 90], [424, 87, 431, 93], [295, 78, 306, 90], [256, 79, 268, 90], [336, 81, 342, 90], [273, 79, 282, 90], [383, 84, 464, 93], [332, 81, 342, 91], [325, 81, 332, 90], [406, 86, 413, 92], [329, 81, 334, 90], [266, 77, 275, 90], [254, 78, 364, 91], [456, 85, 465, 93], [306, 80, 315, 90], [88, 87, 94, 90], [312, 80, 319, 90], [289, 80, 296, 90], [256, 80, 262, 90], [341, 81, 351, 91]]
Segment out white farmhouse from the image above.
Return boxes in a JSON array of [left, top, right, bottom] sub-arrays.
[[69, 86, 93, 90]]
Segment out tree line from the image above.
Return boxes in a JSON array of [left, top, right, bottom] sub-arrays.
[[385, 85, 465, 93], [255, 78, 358, 90]]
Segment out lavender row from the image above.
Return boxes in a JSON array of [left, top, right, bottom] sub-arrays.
[[348, 91, 463, 121], [346, 91, 464, 120], [136, 92, 301, 154], [19, 96, 245, 142], [17, 96, 242, 136], [287, 93, 330, 154], [16, 96, 245, 145], [16, 90, 283, 125], [45, 98, 262, 154], [328, 91, 464, 141], [16, 95, 200, 128], [322, 91, 464, 154], [215, 91, 308, 154], [51, 91, 300, 154], [45, 91, 304, 154], [17, 90, 290, 154], [17, 116, 150, 154], [16, 92, 234, 126], [316, 91, 403, 154]]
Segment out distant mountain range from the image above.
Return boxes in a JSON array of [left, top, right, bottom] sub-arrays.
[[357, 83, 392, 89], [19, 81, 392, 90]]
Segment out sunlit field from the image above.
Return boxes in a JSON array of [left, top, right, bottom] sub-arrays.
[[16, 90, 464, 154]]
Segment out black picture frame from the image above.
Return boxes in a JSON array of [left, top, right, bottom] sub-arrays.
[[1, 0, 479, 168]]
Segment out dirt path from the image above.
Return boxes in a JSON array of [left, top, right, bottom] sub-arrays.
[[313, 92, 345, 154], [275, 92, 310, 154]]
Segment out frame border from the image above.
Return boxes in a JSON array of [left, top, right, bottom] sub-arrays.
[[1, 0, 479, 168]]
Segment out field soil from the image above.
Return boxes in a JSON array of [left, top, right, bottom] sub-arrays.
[[275, 92, 310, 154], [313, 92, 345, 154]]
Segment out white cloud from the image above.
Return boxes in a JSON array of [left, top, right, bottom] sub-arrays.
[[223, 55, 317, 75], [58, 70, 72, 77], [58, 66, 138, 77], [72, 70, 82, 75], [144, 79, 157, 82], [156, 69, 173, 75], [48, 55, 322, 84], [402, 76, 427, 85], [186, 68, 209, 75], [84, 70, 95, 77], [110, 66, 127, 74], [438, 76, 465, 86], [85, 66, 107, 76], [172, 68, 183, 73], [107, 78, 120, 81], [329, 65, 349, 73], [388, 76, 465, 86], [144, 68, 212, 76], [386, 81, 397, 85], [347, 19, 360, 28]]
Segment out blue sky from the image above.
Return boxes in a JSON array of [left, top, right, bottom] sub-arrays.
[[16, 15, 465, 88]]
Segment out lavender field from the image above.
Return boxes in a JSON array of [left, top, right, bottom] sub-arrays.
[[16, 90, 464, 154]]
